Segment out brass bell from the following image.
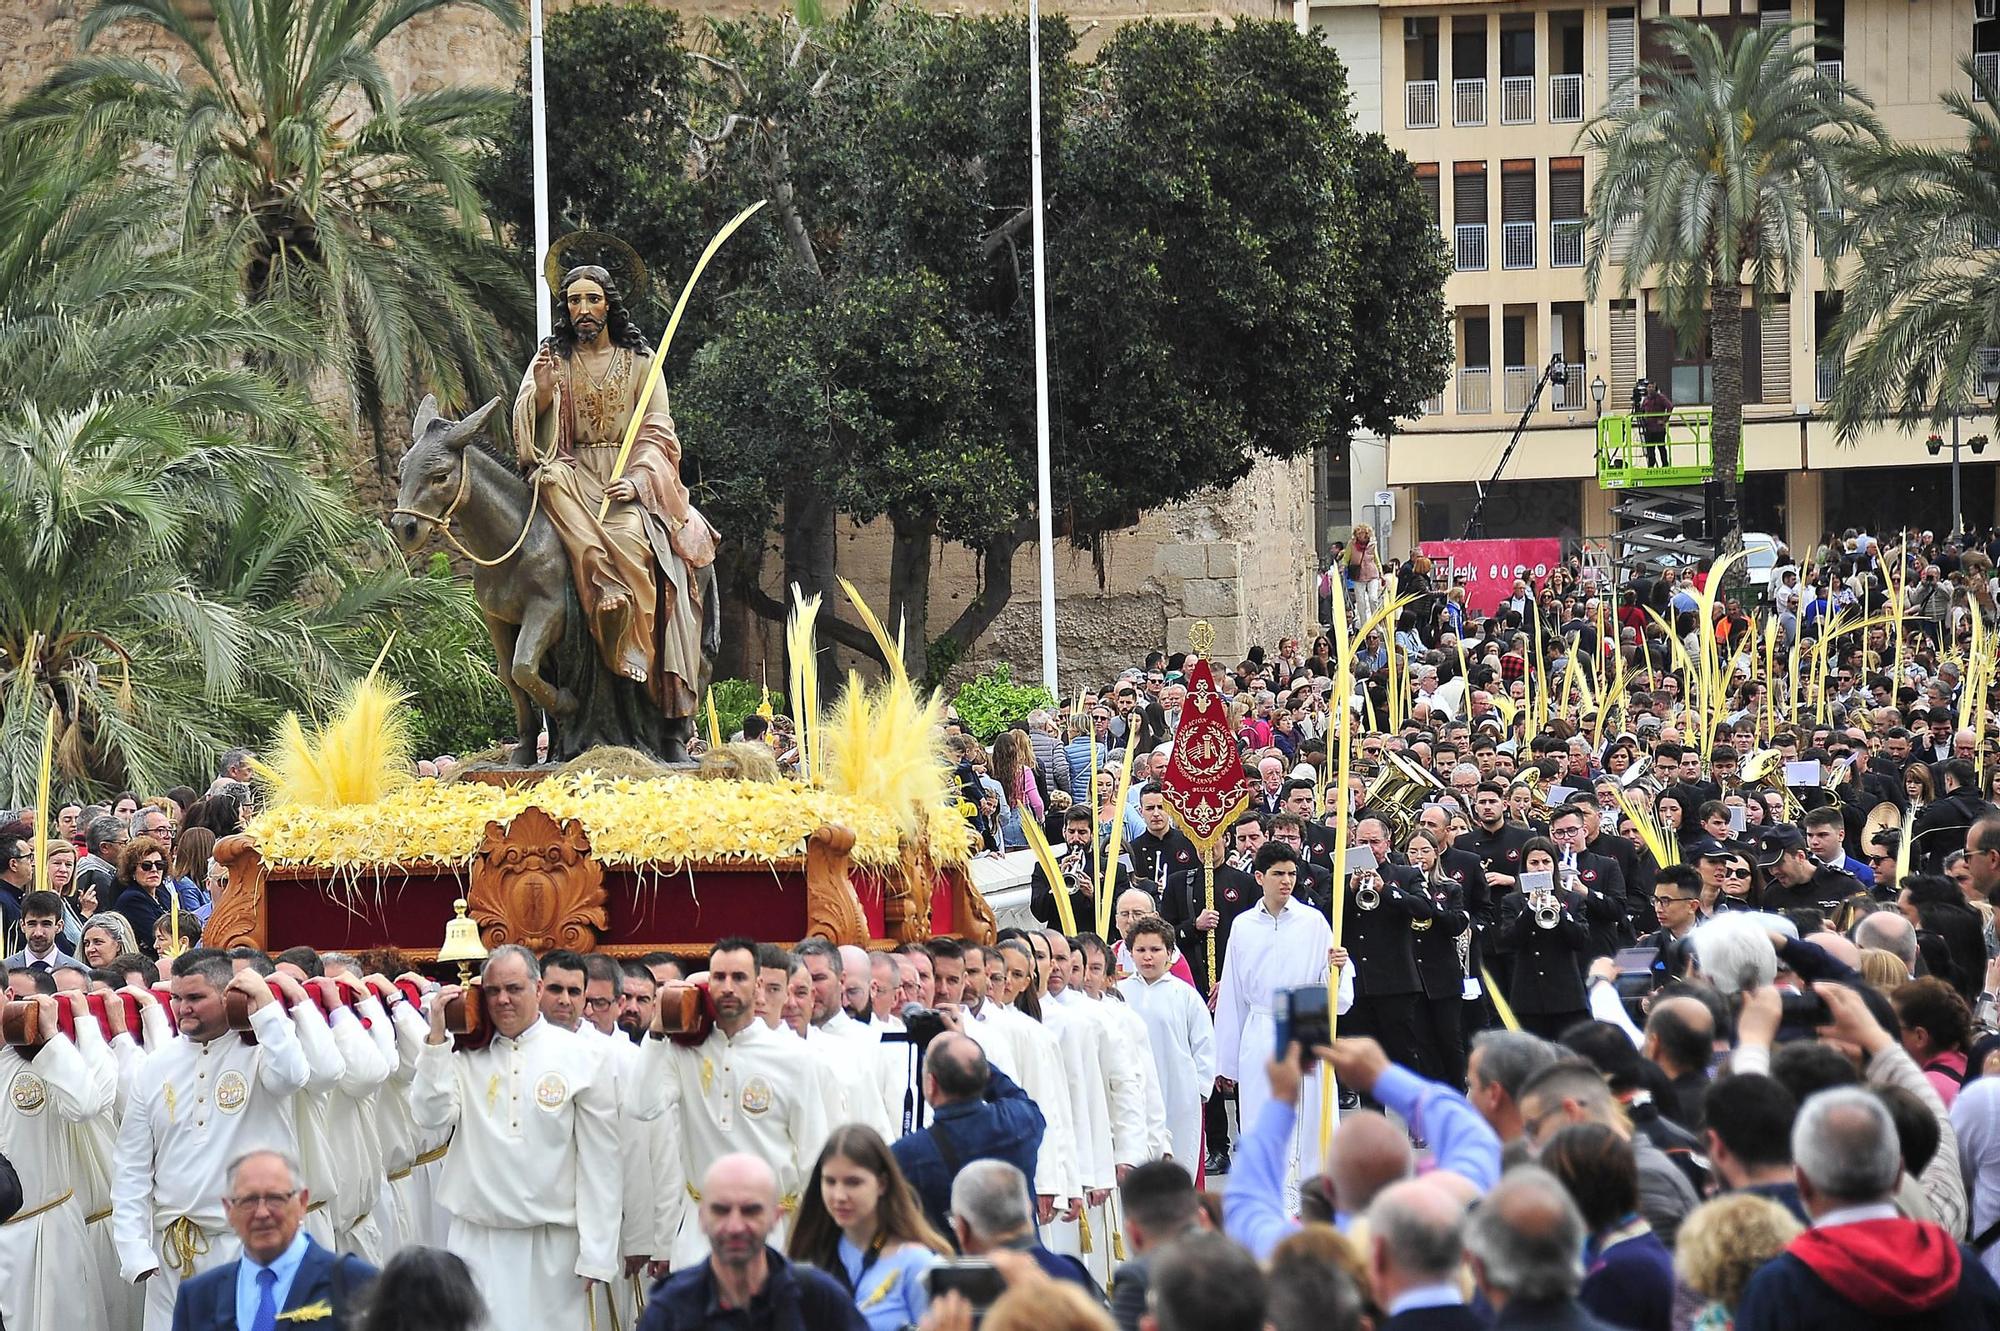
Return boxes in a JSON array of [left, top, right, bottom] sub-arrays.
[[437, 897, 488, 987]]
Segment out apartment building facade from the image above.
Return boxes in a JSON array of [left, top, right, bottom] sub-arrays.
[[1303, 0, 2000, 561]]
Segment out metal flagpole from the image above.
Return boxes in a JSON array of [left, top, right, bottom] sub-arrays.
[[1028, 0, 1059, 697], [529, 0, 553, 342]]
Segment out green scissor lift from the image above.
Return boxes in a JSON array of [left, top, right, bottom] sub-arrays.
[[1596, 408, 1745, 573]]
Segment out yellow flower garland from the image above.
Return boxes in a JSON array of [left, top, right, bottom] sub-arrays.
[[247, 772, 970, 873]]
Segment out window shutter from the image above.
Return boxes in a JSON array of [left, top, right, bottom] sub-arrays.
[[1454, 164, 1489, 223], [1549, 161, 1585, 220], [1607, 11, 1637, 109], [1760, 300, 1791, 403], [1611, 300, 1638, 408], [1501, 161, 1536, 223]]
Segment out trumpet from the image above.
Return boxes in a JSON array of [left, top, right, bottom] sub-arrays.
[[1354, 870, 1381, 911], [1533, 890, 1563, 929]]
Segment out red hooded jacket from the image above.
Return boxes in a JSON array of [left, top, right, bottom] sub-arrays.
[[1788, 1218, 1962, 1316]]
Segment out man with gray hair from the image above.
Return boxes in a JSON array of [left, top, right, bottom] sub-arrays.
[[947, 1159, 1097, 1295], [1462, 1167, 1615, 1330], [412, 942, 620, 1331], [1734, 1087, 2000, 1330], [1366, 1178, 1479, 1330], [170, 1149, 378, 1330], [1688, 912, 1787, 995], [1465, 1030, 1558, 1164], [75, 815, 127, 905]]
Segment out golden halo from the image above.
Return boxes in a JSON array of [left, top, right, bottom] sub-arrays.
[[544, 232, 650, 307]]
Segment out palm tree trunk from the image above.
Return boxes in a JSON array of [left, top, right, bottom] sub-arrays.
[[1709, 281, 1744, 563]]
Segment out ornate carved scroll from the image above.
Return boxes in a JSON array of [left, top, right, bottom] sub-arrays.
[[803, 824, 867, 945], [205, 835, 269, 951], [467, 806, 608, 952], [945, 861, 996, 944]]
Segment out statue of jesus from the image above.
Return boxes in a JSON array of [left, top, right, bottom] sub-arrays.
[[510, 264, 717, 761]]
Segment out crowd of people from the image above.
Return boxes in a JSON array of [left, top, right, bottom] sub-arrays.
[[10, 522, 2000, 1329]]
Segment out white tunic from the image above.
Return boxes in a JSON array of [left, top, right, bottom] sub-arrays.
[[1096, 995, 1174, 1160], [111, 1003, 309, 1331], [1117, 972, 1216, 1167], [984, 1005, 1079, 1206], [640, 1018, 829, 1265], [0, 1034, 113, 1331], [409, 1017, 620, 1267], [1211, 897, 1344, 1178]]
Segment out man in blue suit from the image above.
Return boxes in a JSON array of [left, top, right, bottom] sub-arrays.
[[171, 1149, 376, 1331]]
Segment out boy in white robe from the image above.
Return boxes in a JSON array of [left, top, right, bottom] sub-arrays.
[[1117, 914, 1216, 1169]]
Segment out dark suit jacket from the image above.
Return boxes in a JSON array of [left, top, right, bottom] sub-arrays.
[[1492, 1295, 1622, 1331], [171, 1237, 376, 1331], [892, 1067, 1046, 1242], [1382, 1304, 1487, 1331], [1333, 863, 1433, 997]]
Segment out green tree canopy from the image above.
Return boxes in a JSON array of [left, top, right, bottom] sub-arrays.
[[488, 4, 1448, 675]]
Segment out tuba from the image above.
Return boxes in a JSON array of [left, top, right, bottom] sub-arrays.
[[1363, 751, 1445, 842]]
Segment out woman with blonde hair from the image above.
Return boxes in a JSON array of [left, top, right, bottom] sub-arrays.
[[789, 1125, 949, 1331], [1857, 947, 1910, 991], [1674, 1194, 1801, 1330]]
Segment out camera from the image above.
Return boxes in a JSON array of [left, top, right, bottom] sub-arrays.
[[1275, 985, 1330, 1067], [926, 1259, 1006, 1321], [897, 1003, 949, 1052], [1779, 989, 1831, 1030]]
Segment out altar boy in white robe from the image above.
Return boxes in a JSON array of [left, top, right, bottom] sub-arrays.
[[1117, 914, 1215, 1170], [1211, 842, 1351, 1186], [411, 944, 620, 1331]]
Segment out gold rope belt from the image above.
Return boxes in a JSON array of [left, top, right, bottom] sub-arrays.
[[306, 1200, 327, 1215], [86, 1208, 112, 1225], [4, 1190, 73, 1226], [163, 1216, 213, 1278], [413, 1143, 451, 1167], [386, 1166, 413, 1183]]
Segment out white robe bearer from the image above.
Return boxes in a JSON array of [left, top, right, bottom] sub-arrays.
[[1097, 995, 1174, 1160], [641, 1018, 828, 1266], [410, 1017, 619, 1331], [0, 1031, 114, 1331], [326, 996, 394, 1262], [1212, 897, 1345, 1180], [1118, 971, 1216, 1168], [111, 1002, 309, 1331]]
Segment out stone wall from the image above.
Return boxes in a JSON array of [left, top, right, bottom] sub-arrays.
[[3, 0, 1320, 688]]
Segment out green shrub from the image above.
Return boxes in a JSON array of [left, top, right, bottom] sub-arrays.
[[951, 664, 1054, 741], [707, 677, 785, 741]]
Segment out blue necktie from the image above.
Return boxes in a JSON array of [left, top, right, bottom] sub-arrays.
[[252, 1267, 278, 1331]]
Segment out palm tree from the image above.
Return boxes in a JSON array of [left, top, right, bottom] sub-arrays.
[[1828, 59, 2000, 440], [0, 136, 482, 798], [1580, 17, 1880, 551], [9, 0, 528, 477]]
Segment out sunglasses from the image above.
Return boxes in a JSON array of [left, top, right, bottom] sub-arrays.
[[139, 859, 166, 871], [1722, 867, 1752, 879]]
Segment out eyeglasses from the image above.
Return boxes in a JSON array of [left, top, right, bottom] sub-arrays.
[[1722, 867, 1753, 879], [224, 1191, 299, 1213], [138, 859, 165, 872], [583, 996, 616, 1011], [1651, 894, 1694, 906]]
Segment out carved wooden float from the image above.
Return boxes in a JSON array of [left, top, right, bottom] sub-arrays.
[[207, 806, 996, 958]]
